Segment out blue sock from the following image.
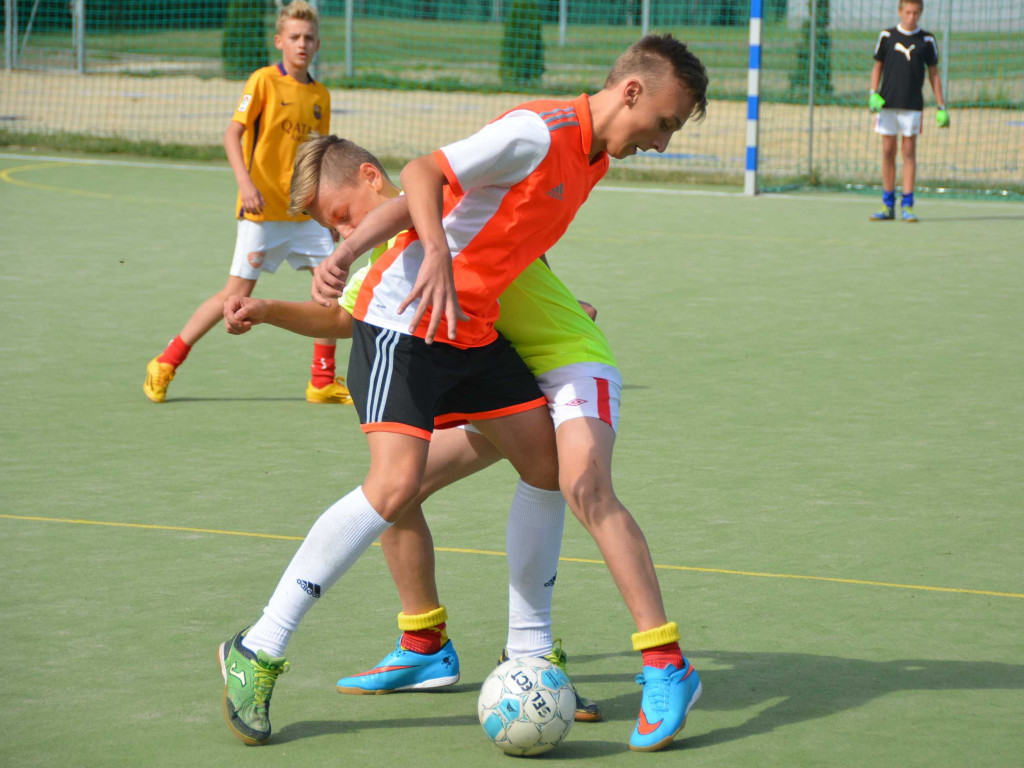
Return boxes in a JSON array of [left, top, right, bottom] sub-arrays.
[[901, 192, 914, 209], [882, 190, 896, 208]]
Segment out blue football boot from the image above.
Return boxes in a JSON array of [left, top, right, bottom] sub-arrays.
[[335, 638, 460, 694], [628, 658, 702, 752]]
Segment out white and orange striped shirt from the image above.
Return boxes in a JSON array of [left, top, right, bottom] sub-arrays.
[[352, 94, 610, 348]]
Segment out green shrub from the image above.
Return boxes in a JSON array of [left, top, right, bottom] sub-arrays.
[[500, 0, 545, 87], [222, 0, 269, 80]]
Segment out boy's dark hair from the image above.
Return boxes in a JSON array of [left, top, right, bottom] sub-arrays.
[[605, 34, 709, 122], [290, 133, 390, 216]]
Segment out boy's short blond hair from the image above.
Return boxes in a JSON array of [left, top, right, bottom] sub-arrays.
[[899, 0, 923, 9], [605, 34, 709, 122], [290, 133, 390, 216], [277, 0, 319, 35]]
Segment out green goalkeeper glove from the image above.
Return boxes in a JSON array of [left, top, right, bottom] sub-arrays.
[[869, 92, 885, 112], [936, 107, 950, 128]]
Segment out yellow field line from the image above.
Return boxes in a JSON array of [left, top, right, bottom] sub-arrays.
[[0, 161, 218, 209], [0, 162, 113, 198], [2, 513, 1021, 599]]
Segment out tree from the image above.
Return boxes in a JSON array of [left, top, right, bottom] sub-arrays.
[[222, 0, 269, 80], [500, 0, 545, 87]]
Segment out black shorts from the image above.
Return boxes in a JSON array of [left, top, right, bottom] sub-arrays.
[[347, 320, 547, 440]]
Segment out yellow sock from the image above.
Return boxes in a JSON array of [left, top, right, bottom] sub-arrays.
[[398, 605, 449, 653], [631, 621, 680, 652]]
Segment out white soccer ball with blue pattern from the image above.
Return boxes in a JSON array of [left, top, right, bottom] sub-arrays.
[[477, 656, 575, 755]]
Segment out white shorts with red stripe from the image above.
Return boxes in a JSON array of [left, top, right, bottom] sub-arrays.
[[535, 362, 622, 433]]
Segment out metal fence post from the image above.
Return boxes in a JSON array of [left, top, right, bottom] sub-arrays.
[[74, 0, 86, 74], [345, 0, 353, 78], [807, 0, 818, 184], [5, 0, 18, 70]]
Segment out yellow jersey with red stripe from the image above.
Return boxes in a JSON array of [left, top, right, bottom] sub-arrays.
[[231, 63, 330, 222], [352, 93, 609, 349]]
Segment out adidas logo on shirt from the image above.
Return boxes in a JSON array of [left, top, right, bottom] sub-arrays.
[[547, 184, 564, 200]]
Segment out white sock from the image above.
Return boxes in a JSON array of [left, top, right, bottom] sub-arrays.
[[243, 487, 391, 657], [505, 480, 565, 659]]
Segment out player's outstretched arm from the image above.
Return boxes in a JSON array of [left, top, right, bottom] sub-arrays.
[[398, 154, 466, 343], [311, 195, 414, 307], [224, 295, 353, 339]]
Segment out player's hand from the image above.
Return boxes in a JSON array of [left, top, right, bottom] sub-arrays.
[[577, 300, 597, 321], [311, 244, 352, 307], [398, 244, 468, 344], [869, 92, 885, 113], [239, 181, 265, 215], [936, 108, 950, 128], [223, 296, 267, 334]]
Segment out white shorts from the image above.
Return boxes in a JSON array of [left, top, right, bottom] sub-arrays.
[[229, 219, 333, 280], [461, 361, 622, 435], [536, 362, 622, 433], [874, 109, 922, 137]]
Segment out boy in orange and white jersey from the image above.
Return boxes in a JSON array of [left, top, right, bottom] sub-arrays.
[[143, 1, 349, 405], [218, 35, 708, 753]]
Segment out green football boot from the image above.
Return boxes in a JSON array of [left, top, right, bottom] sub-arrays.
[[500, 639, 602, 722], [218, 628, 289, 745]]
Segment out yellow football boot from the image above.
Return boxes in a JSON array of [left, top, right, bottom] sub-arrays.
[[143, 357, 175, 403], [306, 376, 353, 405]]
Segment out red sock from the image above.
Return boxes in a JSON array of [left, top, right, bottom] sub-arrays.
[[157, 335, 191, 367], [400, 622, 447, 655], [642, 642, 684, 670], [310, 343, 336, 388]]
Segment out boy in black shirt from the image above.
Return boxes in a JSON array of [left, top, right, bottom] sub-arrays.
[[869, 0, 948, 222]]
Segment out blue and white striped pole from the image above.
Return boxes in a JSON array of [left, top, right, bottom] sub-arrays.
[[745, 0, 763, 196]]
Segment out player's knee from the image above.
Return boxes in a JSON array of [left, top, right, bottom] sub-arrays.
[[518, 463, 559, 492], [365, 477, 424, 521], [559, 467, 616, 521]]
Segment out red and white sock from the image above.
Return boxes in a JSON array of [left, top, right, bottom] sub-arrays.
[[310, 342, 336, 389], [157, 335, 191, 368]]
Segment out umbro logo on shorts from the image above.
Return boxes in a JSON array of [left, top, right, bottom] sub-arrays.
[[297, 579, 322, 598], [565, 398, 588, 406], [544, 573, 557, 588], [547, 184, 564, 200]]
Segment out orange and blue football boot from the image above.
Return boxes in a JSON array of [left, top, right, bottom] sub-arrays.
[[628, 658, 702, 752], [335, 638, 460, 694]]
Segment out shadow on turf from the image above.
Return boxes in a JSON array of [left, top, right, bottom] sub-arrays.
[[927, 215, 1024, 223], [263, 650, 1024, 754], [566, 649, 1024, 750]]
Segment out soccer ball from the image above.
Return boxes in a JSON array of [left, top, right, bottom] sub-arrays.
[[477, 657, 575, 756]]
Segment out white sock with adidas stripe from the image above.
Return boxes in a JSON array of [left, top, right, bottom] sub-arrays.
[[505, 479, 565, 659], [243, 486, 391, 658]]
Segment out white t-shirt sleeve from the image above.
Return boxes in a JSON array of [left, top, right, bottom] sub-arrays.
[[438, 110, 551, 191]]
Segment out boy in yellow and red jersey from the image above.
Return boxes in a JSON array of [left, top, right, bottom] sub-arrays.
[[143, 1, 349, 405], [217, 35, 708, 753]]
